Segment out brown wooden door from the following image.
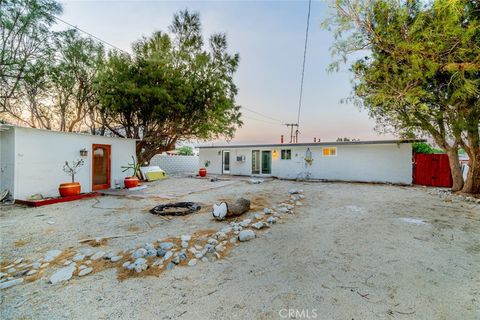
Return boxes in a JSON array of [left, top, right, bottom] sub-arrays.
[[92, 144, 111, 191]]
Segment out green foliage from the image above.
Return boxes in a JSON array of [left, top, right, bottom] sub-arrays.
[[121, 156, 141, 178], [96, 10, 242, 164], [177, 146, 194, 156], [0, 0, 62, 114], [325, 0, 480, 192], [412, 142, 444, 154]]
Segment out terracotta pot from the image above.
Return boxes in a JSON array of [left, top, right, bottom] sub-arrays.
[[199, 168, 207, 177], [124, 176, 139, 188], [58, 182, 81, 197]]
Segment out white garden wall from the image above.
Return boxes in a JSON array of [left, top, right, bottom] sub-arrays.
[[150, 154, 199, 174]]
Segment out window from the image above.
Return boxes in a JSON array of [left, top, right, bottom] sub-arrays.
[[281, 149, 291, 160], [322, 147, 337, 157]]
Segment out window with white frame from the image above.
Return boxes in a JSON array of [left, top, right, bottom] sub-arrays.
[[281, 149, 291, 160], [322, 147, 337, 156]]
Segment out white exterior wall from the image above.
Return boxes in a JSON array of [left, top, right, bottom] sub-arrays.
[[1, 126, 136, 200], [199, 143, 413, 184]]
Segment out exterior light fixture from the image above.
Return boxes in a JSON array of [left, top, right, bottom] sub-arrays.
[[80, 148, 88, 157]]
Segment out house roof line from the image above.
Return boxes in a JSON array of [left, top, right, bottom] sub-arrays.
[[197, 139, 425, 149], [0, 124, 139, 141]]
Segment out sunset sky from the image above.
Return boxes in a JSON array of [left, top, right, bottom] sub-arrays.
[[58, 0, 395, 144]]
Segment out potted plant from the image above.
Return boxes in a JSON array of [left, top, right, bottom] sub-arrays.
[[59, 159, 84, 197], [122, 156, 141, 188], [199, 160, 210, 177]]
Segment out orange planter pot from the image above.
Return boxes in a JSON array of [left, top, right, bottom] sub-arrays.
[[199, 168, 207, 177], [124, 176, 139, 188], [58, 182, 81, 197]]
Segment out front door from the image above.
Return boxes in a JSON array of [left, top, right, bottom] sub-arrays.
[[92, 144, 111, 190], [222, 151, 230, 174], [261, 150, 272, 174]]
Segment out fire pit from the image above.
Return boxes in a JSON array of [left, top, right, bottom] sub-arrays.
[[150, 202, 201, 216]]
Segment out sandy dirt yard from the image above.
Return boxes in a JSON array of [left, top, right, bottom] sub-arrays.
[[0, 177, 479, 320]]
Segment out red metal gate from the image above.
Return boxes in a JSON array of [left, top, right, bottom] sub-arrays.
[[413, 154, 453, 187]]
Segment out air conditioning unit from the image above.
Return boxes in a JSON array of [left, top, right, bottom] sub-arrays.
[[236, 155, 246, 162]]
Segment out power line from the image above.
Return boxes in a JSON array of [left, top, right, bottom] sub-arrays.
[[242, 114, 282, 125], [296, 0, 312, 129], [242, 106, 285, 123], [53, 16, 130, 55]]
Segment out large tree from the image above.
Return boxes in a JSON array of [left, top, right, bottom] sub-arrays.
[[96, 10, 242, 164], [0, 0, 61, 115], [325, 0, 480, 193]]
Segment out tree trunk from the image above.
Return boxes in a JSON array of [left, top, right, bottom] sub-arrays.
[[212, 198, 251, 220], [461, 140, 480, 194], [446, 147, 464, 192]]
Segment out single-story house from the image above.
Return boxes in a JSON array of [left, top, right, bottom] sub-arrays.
[[0, 125, 136, 200], [198, 140, 421, 184]]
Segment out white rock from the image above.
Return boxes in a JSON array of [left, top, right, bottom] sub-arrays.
[[296, 201, 302, 206], [0, 273, 6, 279], [26, 270, 37, 276], [239, 219, 251, 227], [208, 238, 219, 246], [263, 208, 272, 214], [40, 263, 49, 268], [85, 260, 92, 265], [181, 235, 191, 242], [254, 213, 264, 220], [72, 254, 85, 262], [238, 230, 255, 242], [152, 259, 164, 267], [230, 237, 237, 244], [110, 256, 122, 262], [164, 251, 173, 260], [287, 205, 294, 210], [49, 265, 76, 284], [143, 243, 155, 251], [43, 250, 62, 262], [220, 226, 233, 234], [194, 244, 203, 250], [267, 217, 277, 224], [13, 258, 24, 265], [0, 278, 23, 289], [90, 251, 105, 261], [78, 267, 93, 276], [7, 268, 16, 274], [63, 260, 72, 266], [278, 207, 289, 214], [132, 248, 147, 259], [215, 244, 226, 252], [31, 263, 41, 269], [188, 259, 197, 266], [80, 248, 94, 257], [181, 241, 189, 248], [251, 222, 267, 230], [79, 265, 87, 270], [215, 232, 227, 241]]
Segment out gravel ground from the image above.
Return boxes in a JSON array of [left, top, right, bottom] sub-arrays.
[[0, 178, 479, 319]]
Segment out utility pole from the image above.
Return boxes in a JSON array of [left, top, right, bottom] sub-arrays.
[[285, 123, 299, 143]]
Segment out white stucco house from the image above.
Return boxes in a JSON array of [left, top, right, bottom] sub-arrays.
[[198, 140, 419, 184], [0, 125, 137, 200]]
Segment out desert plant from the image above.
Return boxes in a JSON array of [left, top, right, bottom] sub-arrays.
[[63, 159, 85, 183], [121, 156, 141, 178]]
